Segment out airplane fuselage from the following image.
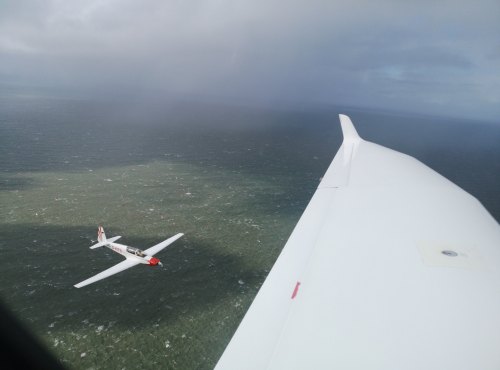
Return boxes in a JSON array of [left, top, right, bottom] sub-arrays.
[[106, 242, 161, 266]]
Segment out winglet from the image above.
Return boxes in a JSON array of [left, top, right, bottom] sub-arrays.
[[339, 114, 361, 143]]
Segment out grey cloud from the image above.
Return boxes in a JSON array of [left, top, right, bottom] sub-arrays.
[[0, 0, 499, 120]]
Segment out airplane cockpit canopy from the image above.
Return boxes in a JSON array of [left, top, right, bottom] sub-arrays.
[[126, 246, 146, 257]]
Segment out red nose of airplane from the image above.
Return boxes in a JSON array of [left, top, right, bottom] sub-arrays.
[[149, 257, 160, 266]]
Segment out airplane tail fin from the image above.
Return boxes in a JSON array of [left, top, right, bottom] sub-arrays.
[[90, 226, 122, 249], [97, 226, 107, 243]]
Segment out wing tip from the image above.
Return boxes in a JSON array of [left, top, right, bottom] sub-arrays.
[[339, 114, 361, 142]]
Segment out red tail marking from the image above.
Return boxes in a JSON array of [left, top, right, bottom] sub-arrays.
[[291, 281, 301, 299]]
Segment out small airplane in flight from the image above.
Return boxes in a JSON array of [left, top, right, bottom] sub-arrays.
[[74, 226, 183, 288]]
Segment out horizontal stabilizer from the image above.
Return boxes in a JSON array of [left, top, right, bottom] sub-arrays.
[[90, 236, 121, 249], [90, 241, 106, 249]]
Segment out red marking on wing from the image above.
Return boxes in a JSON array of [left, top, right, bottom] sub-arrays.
[[291, 281, 301, 299]]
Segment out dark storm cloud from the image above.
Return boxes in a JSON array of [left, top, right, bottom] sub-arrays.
[[1, 0, 499, 120]]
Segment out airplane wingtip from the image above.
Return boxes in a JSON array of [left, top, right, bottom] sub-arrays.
[[339, 114, 361, 142]]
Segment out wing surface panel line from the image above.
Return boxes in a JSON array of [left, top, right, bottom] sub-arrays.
[[265, 189, 339, 369]]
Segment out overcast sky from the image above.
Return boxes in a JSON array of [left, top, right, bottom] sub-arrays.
[[1, 0, 499, 120]]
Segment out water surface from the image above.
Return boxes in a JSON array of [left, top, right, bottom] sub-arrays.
[[1, 95, 499, 369]]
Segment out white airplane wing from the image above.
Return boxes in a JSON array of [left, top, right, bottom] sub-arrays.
[[215, 115, 500, 369], [74, 259, 141, 288], [144, 233, 184, 256]]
